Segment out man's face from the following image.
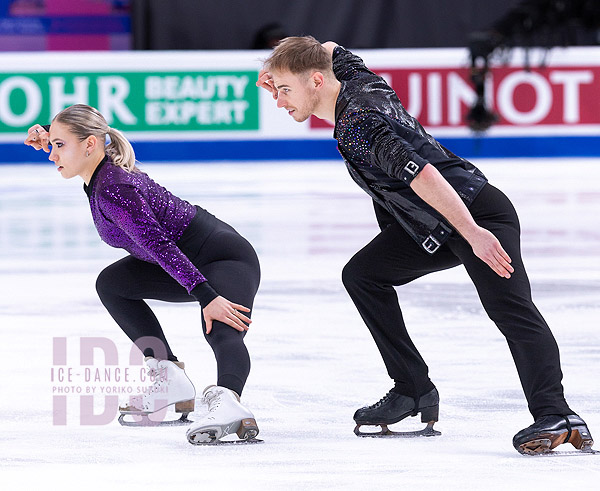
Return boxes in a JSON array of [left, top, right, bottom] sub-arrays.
[[271, 70, 320, 122]]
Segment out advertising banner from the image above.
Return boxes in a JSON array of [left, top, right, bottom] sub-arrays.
[[310, 65, 600, 130], [1, 47, 599, 162], [0, 71, 258, 132]]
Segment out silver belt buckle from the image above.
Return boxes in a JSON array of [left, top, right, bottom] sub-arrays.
[[422, 235, 441, 253]]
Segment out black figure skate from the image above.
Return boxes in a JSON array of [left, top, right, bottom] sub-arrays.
[[353, 387, 441, 438], [513, 414, 596, 455]]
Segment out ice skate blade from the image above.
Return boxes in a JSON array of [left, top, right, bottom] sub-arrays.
[[518, 439, 597, 456], [527, 449, 599, 457], [189, 436, 264, 446], [118, 413, 192, 427], [118, 397, 195, 420], [354, 421, 441, 438], [517, 429, 595, 455], [187, 428, 263, 445], [519, 443, 599, 457]]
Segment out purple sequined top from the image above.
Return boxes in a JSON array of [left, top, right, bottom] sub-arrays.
[[85, 156, 207, 293]]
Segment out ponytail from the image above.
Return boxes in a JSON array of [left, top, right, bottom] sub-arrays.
[[106, 127, 137, 172], [53, 104, 139, 173]]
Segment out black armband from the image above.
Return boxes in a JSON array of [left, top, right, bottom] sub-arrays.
[[399, 160, 423, 185]]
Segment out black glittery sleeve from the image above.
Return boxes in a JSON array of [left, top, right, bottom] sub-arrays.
[[332, 46, 379, 82], [368, 113, 429, 184], [337, 110, 429, 185]]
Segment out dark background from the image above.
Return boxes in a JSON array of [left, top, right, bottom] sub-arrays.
[[2, 1, 598, 51], [132, 0, 600, 50]]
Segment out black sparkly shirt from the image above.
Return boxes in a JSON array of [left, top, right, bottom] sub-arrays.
[[332, 46, 488, 253]]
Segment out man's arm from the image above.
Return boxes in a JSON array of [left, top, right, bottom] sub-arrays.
[[359, 113, 511, 277], [410, 164, 514, 278], [329, 44, 379, 82]]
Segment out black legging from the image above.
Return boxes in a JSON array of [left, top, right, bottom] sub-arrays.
[[95, 209, 260, 396], [342, 183, 572, 419]]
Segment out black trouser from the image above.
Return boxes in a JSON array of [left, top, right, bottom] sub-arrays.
[[95, 208, 261, 396], [342, 184, 572, 419]]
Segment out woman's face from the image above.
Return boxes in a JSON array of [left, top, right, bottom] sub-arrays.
[[48, 121, 91, 179]]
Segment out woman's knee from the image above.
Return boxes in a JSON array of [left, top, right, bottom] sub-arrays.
[[204, 323, 247, 348], [95, 262, 124, 299]]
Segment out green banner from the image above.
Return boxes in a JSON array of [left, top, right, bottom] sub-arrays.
[[0, 71, 259, 131]]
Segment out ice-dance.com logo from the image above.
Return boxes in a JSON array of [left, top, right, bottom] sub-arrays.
[[52, 336, 172, 425]]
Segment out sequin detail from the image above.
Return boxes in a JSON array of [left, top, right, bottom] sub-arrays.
[[87, 159, 206, 292]]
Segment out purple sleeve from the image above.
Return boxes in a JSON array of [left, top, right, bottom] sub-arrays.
[[98, 183, 209, 294]]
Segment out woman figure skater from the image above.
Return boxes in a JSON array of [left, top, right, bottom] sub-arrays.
[[25, 104, 260, 445]]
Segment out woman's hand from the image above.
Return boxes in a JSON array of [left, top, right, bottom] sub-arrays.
[[202, 296, 252, 334], [24, 124, 50, 153]]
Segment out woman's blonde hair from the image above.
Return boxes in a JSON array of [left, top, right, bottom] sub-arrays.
[[53, 104, 137, 172]]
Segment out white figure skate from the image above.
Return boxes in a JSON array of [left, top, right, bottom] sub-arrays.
[[118, 358, 196, 427], [186, 385, 261, 444]]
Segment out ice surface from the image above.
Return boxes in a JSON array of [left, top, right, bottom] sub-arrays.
[[1, 158, 599, 489]]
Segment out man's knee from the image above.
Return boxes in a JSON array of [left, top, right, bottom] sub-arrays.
[[342, 253, 370, 290]]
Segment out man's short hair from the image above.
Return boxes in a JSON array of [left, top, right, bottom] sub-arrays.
[[264, 36, 332, 75]]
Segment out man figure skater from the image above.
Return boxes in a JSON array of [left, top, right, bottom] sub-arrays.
[[256, 36, 594, 455]]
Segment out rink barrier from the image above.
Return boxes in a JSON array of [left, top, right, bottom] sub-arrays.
[[2, 47, 600, 161], [3, 134, 600, 164]]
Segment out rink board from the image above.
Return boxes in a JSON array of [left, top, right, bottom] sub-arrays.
[[1, 47, 600, 162]]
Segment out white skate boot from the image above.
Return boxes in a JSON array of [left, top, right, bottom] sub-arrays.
[[186, 385, 260, 444], [118, 357, 196, 427]]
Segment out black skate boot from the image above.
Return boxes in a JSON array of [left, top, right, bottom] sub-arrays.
[[353, 388, 440, 438], [513, 414, 595, 455]]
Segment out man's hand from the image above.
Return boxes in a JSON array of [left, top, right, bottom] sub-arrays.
[[24, 124, 50, 152], [256, 70, 277, 100], [202, 295, 252, 334], [467, 227, 514, 279], [321, 41, 338, 56]]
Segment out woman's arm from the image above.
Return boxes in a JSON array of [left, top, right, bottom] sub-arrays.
[[99, 184, 252, 333]]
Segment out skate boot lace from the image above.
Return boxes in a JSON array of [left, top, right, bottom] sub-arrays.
[[143, 367, 168, 410], [368, 391, 395, 409], [121, 364, 168, 412], [144, 365, 168, 397], [202, 389, 223, 413]]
